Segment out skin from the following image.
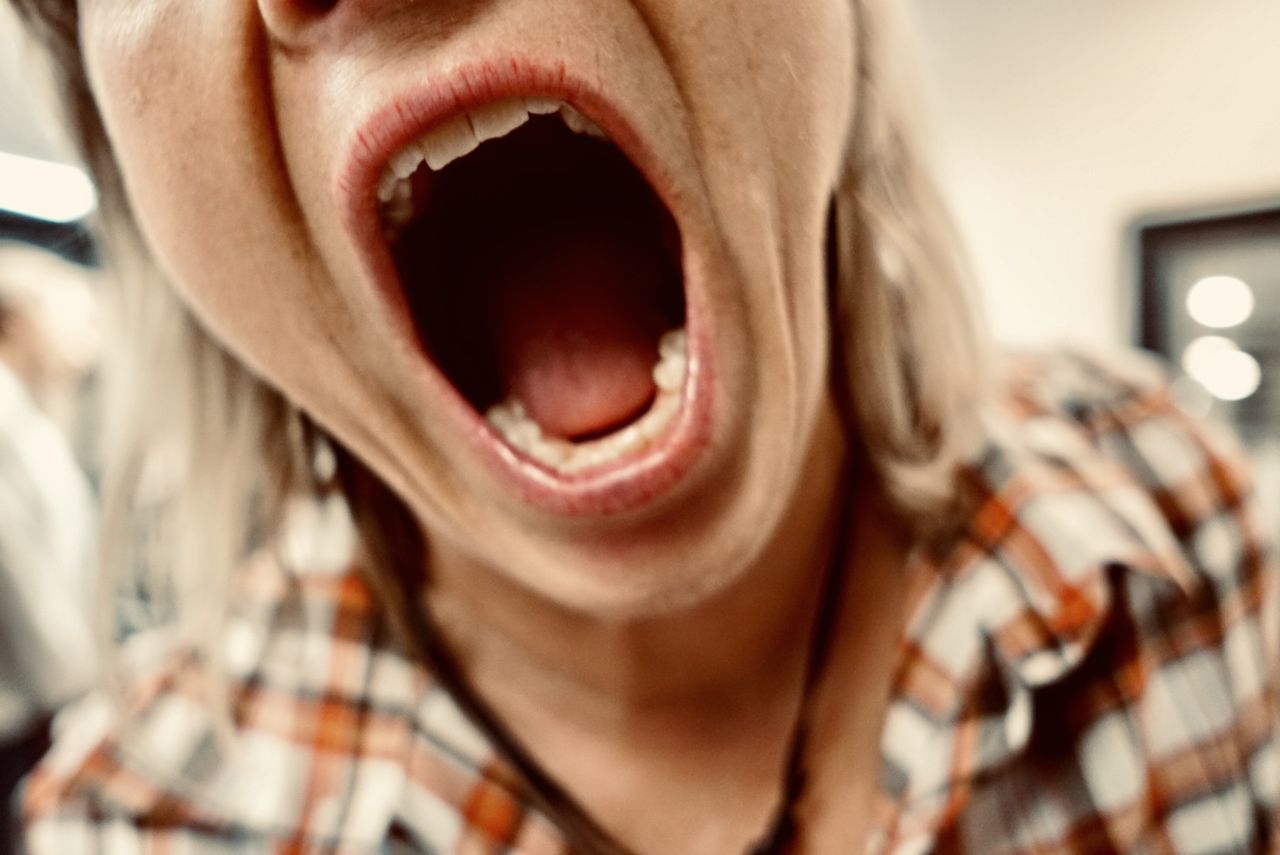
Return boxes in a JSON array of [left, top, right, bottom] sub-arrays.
[[81, 0, 909, 849]]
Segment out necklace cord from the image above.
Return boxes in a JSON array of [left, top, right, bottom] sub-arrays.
[[393, 519, 853, 855], [336, 390, 859, 855], [747, 476, 857, 855], [376, 465, 856, 855]]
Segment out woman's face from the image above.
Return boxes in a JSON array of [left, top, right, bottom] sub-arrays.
[[82, 0, 856, 615]]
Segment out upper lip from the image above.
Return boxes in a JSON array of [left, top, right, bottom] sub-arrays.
[[335, 57, 681, 323]]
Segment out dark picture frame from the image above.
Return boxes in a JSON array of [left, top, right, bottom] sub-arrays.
[[1132, 198, 1280, 443]]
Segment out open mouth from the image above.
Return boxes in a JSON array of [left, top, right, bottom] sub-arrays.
[[372, 97, 689, 476]]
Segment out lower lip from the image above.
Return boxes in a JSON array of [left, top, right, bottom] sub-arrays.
[[396, 319, 716, 516]]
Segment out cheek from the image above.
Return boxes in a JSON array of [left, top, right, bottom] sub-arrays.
[[82, 2, 212, 267], [660, 0, 854, 238], [82, 3, 272, 279], [736, 0, 854, 410], [756, 0, 856, 198], [81, 3, 327, 377], [79, 2, 427, 509]]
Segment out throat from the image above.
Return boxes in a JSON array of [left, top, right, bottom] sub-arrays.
[[476, 221, 674, 440], [425, 545, 827, 855], [390, 111, 686, 449]]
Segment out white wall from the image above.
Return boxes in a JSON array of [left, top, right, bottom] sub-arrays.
[[913, 0, 1280, 348]]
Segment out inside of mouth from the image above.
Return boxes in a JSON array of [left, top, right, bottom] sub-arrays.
[[392, 114, 686, 444]]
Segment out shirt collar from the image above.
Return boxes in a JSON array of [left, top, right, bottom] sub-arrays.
[[877, 406, 1200, 849]]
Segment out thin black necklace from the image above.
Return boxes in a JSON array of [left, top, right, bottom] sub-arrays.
[[747, 497, 854, 855], [395, 504, 853, 855]]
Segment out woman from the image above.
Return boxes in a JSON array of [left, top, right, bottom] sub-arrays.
[[10, 0, 1278, 851]]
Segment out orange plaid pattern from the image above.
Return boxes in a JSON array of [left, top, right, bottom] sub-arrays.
[[21, 351, 1280, 853]]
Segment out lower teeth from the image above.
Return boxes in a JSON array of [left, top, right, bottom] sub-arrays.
[[485, 328, 687, 473]]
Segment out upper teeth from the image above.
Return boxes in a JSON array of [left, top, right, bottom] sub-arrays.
[[378, 97, 608, 236]]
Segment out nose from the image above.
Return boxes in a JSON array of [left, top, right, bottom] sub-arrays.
[[257, 0, 341, 49]]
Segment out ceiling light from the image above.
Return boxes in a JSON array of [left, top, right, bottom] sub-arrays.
[[1182, 335, 1261, 402], [1186, 275, 1255, 329], [0, 150, 97, 223]]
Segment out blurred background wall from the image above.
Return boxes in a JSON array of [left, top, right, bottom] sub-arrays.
[[911, 0, 1280, 347]]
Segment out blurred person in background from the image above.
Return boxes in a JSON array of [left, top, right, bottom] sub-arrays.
[[7, 0, 1280, 852], [0, 242, 97, 855]]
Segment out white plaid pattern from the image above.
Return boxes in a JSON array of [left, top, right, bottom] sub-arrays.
[[20, 350, 1280, 853]]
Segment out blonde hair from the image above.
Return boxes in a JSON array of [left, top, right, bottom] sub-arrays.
[[10, 0, 984, 655]]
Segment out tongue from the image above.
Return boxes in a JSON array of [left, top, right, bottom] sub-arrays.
[[484, 227, 670, 440]]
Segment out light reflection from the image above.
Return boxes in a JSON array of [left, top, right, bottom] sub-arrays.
[[1186, 275, 1255, 329], [1182, 335, 1262, 401], [0, 150, 97, 223]]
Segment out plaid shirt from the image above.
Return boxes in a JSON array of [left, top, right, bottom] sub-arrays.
[[21, 351, 1280, 853]]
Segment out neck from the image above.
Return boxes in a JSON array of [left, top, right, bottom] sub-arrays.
[[425, 403, 849, 738]]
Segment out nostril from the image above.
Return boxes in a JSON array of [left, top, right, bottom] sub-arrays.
[[259, 0, 340, 45]]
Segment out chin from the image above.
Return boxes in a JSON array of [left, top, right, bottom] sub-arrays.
[[493, 522, 777, 622], [418, 399, 812, 622]]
